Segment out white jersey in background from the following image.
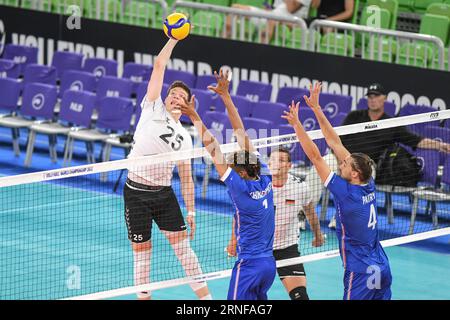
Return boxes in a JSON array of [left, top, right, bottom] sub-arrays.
[[128, 96, 193, 186], [273, 174, 312, 250]]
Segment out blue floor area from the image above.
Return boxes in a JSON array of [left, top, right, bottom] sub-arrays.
[[0, 128, 449, 299]]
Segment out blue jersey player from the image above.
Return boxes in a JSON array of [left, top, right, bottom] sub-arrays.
[[282, 83, 392, 300], [180, 69, 276, 300]]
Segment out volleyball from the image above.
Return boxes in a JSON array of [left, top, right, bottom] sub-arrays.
[[163, 12, 191, 41]]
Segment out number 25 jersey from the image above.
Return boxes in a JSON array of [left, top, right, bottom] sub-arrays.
[[128, 96, 193, 186]]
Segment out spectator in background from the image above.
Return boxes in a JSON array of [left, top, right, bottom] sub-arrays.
[[307, 83, 450, 229], [311, 0, 355, 22], [226, 0, 312, 43], [309, 0, 355, 33]]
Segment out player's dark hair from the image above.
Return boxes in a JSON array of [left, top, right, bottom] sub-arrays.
[[167, 81, 192, 100], [227, 150, 261, 179], [270, 147, 292, 163], [350, 153, 374, 183]]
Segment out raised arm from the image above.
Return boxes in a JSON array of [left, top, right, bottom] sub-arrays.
[[282, 102, 331, 183], [208, 70, 256, 153], [146, 39, 178, 102], [178, 95, 228, 178], [304, 83, 351, 163]]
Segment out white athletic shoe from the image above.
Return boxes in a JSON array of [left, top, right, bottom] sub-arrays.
[[328, 216, 336, 229]]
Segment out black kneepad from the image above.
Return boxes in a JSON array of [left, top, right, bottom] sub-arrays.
[[289, 286, 309, 300]]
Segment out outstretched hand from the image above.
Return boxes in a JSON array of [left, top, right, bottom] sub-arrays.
[[178, 95, 197, 119], [303, 82, 322, 111], [207, 69, 231, 96], [281, 101, 301, 127]]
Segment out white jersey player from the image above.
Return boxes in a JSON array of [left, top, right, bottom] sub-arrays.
[[123, 38, 211, 300], [268, 147, 325, 300]]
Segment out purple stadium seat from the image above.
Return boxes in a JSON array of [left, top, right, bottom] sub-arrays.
[[122, 62, 152, 95], [276, 87, 309, 106], [443, 157, 450, 185], [83, 57, 118, 78], [0, 78, 21, 112], [0, 83, 57, 158], [96, 97, 134, 132], [242, 117, 274, 140], [59, 70, 96, 98], [329, 112, 347, 127], [163, 69, 196, 88], [398, 104, 439, 117], [0, 59, 20, 78], [59, 90, 96, 128], [3, 44, 38, 75], [236, 80, 272, 102], [180, 88, 214, 124], [399, 104, 441, 131], [195, 74, 216, 90], [51, 51, 83, 79], [195, 74, 234, 92], [252, 101, 288, 126], [445, 119, 450, 129], [215, 94, 252, 115], [23, 90, 97, 167], [96, 76, 133, 99], [357, 98, 397, 117], [415, 149, 441, 186], [202, 111, 233, 144], [20, 83, 57, 120], [320, 93, 353, 117], [136, 81, 147, 106], [298, 107, 319, 131], [414, 126, 450, 144], [23, 64, 57, 85]]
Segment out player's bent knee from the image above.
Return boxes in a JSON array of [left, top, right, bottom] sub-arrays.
[[132, 241, 152, 252], [165, 230, 188, 245], [289, 286, 309, 300]]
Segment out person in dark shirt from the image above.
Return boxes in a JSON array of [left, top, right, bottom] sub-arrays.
[[341, 83, 450, 163], [311, 0, 355, 22], [309, 0, 354, 33]]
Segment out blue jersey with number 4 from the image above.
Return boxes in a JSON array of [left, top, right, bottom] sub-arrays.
[[221, 161, 275, 260], [325, 172, 390, 273]]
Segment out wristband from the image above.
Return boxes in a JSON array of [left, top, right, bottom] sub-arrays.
[[188, 211, 196, 217]]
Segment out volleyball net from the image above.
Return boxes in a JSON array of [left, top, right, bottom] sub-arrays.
[[0, 110, 449, 300]]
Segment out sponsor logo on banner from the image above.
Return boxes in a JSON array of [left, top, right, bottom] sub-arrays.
[[32, 93, 45, 110], [430, 112, 439, 119], [364, 124, 378, 130]]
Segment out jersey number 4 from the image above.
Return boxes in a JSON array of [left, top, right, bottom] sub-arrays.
[[368, 204, 377, 230], [159, 126, 184, 151]]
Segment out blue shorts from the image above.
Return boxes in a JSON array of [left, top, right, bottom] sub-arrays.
[[343, 267, 392, 300], [227, 257, 276, 300]]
